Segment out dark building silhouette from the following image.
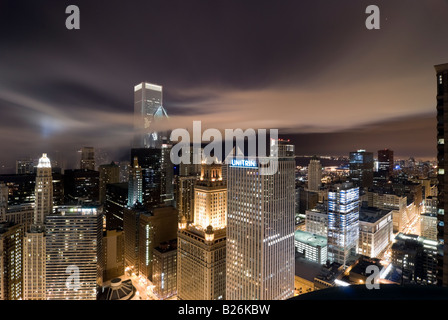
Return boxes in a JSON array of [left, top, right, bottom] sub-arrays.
[[349, 150, 374, 189], [378, 149, 394, 179], [104, 182, 128, 230], [436, 63, 448, 286], [63, 169, 99, 204]]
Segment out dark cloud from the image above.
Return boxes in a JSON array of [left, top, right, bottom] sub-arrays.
[[0, 0, 447, 171]]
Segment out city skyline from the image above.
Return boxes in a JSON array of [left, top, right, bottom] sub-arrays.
[[0, 1, 447, 169], [1, 0, 448, 306]]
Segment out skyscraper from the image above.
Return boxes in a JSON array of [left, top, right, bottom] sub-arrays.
[[34, 153, 53, 225], [177, 162, 227, 300], [23, 153, 53, 300], [308, 156, 322, 192], [226, 140, 295, 300], [80, 147, 95, 171], [153, 240, 177, 299], [23, 225, 46, 300], [0, 183, 7, 222], [176, 175, 197, 224], [327, 182, 360, 267], [128, 157, 143, 207], [99, 162, 120, 204], [138, 206, 178, 281], [0, 222, 24, 300], [378, 149, 394, 179], [436, 62, 448, 286], [104, 182, 128, 230], [133, 82, 169, 148], [349, 150, 374, 189], [131, 147, 174, 207], [45, 206, 103, 300]]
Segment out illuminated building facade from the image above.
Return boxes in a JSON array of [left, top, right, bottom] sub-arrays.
[[34, 153, 53, 226], [226, 140, 295, 300], [23, 153, 53, 300], [305, 204, 328, 237], [327, 182, 360, 267], [436, 63, 448, 286], [128, 157, 143, 207], [358, 207, 393, 258], [45, 207, 103, 300], [177, 162, 227, 300], [294, 230, 327, 265], [0, 222, 24, 300], [23, 226, 46, 300]]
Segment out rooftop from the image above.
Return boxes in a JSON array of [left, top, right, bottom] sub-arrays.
[[359, 206, 391, 223], [295, 256, 323, 281], [294, 230, 327, 247]]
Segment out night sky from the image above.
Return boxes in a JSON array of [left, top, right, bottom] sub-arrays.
[[0, 0, 447, 170]]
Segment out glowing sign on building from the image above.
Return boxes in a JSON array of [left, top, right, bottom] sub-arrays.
[[230, 159, 258, 168]]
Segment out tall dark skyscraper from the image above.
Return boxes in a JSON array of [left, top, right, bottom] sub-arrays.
[[130, 148, 174, 207], [349, 150, 374, 189], [436, 63, 448, 286], [378, 149, 394, 179]]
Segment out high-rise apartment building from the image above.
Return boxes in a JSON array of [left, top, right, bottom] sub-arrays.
[[45, 206, 103, 300], [308, 156, 322, 191], [436, 63, 448, 286], [226, 140, 295, 300], [177, 162, 227, 300], [327, 182, 360, 267]]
